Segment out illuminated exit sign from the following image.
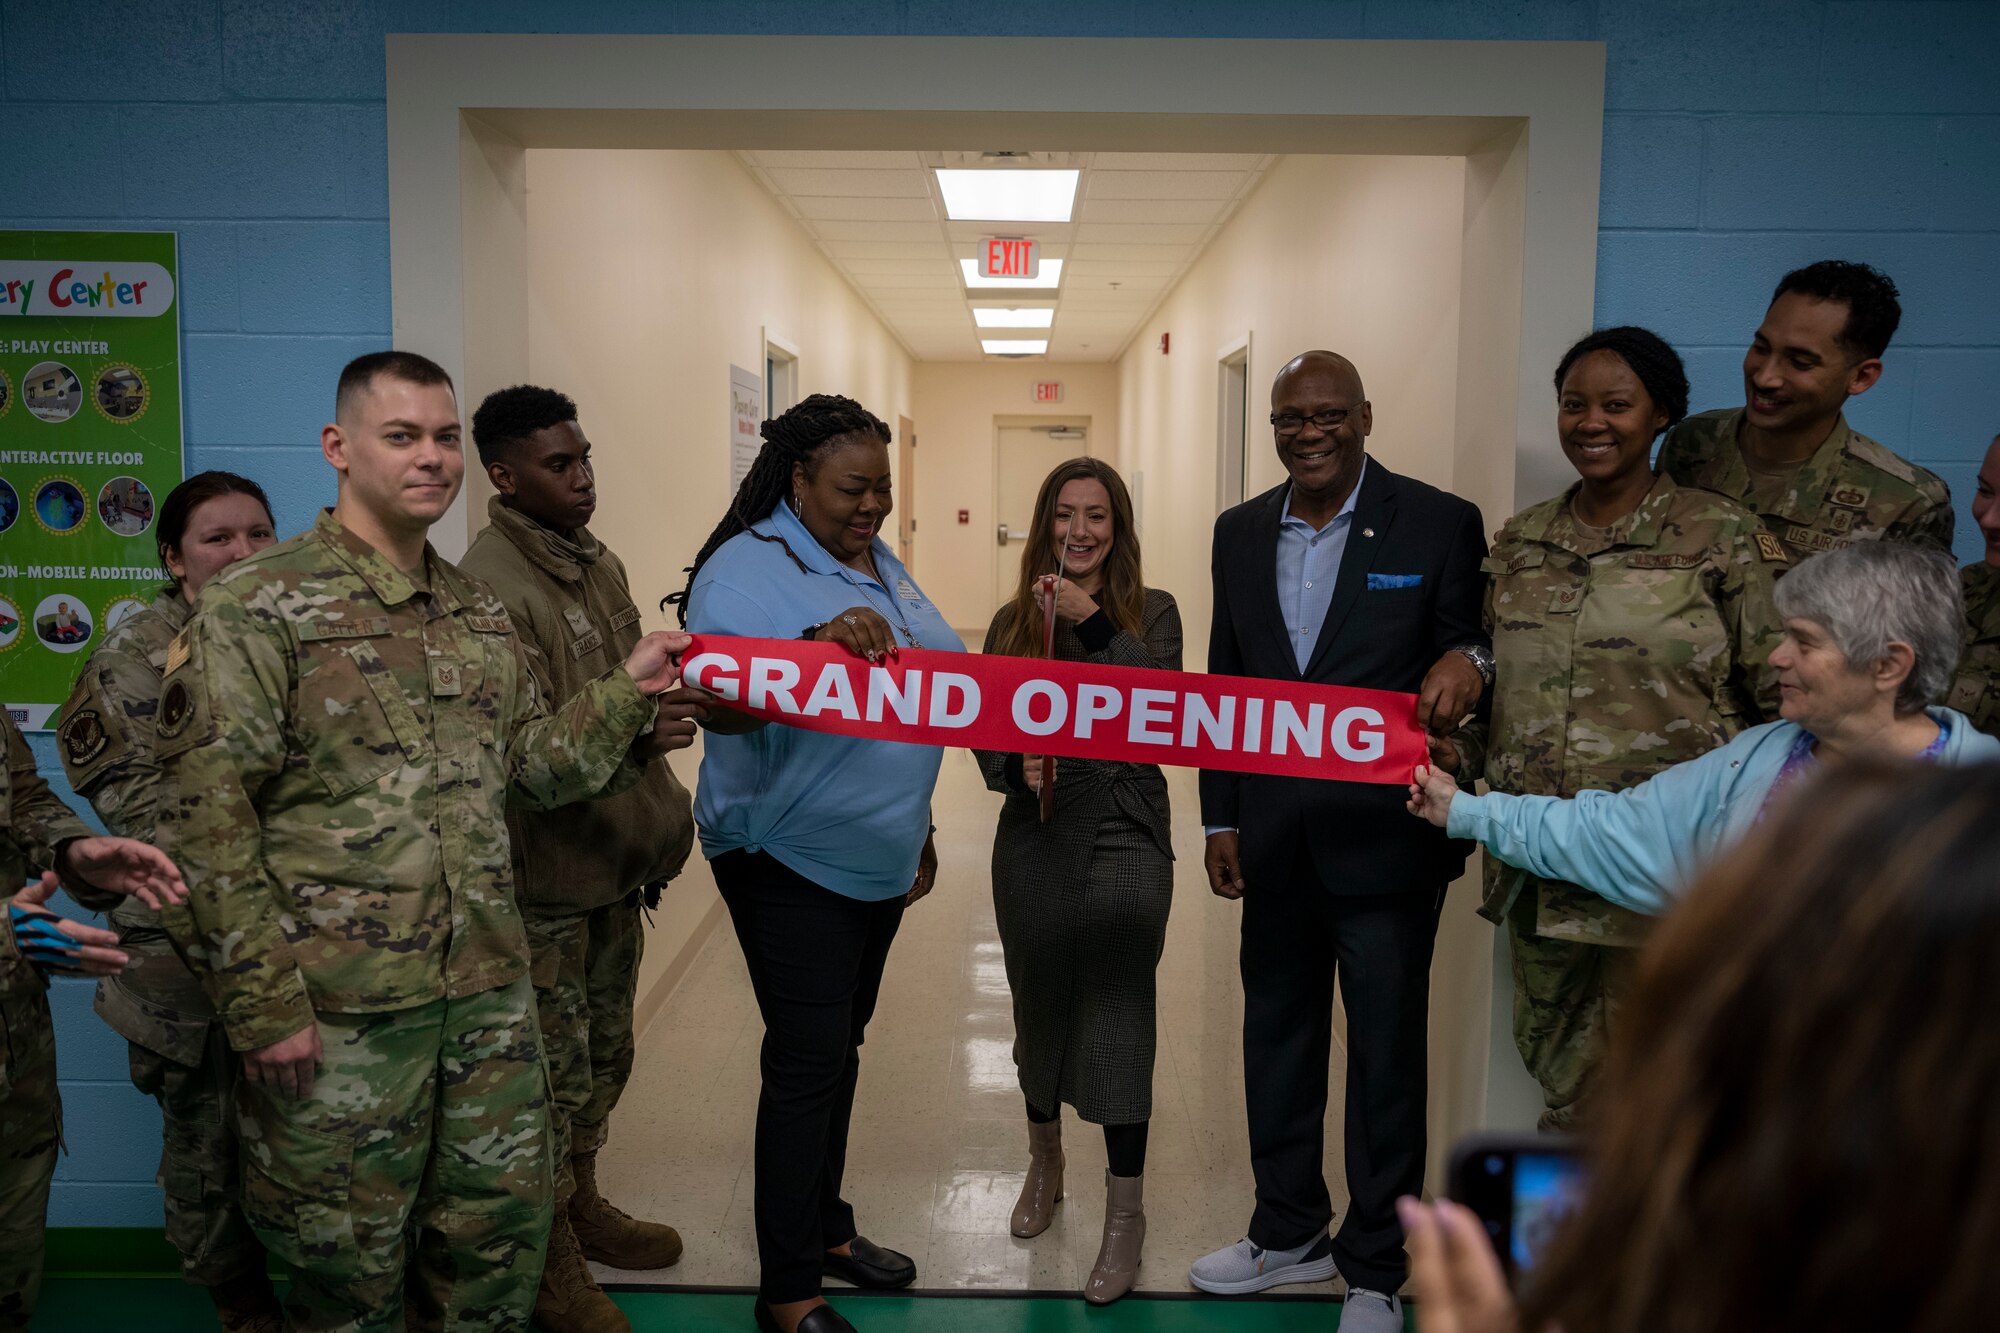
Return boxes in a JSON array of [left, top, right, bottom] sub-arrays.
[[979, 237, 1041, 280], [1034, 381, 1063, 403]]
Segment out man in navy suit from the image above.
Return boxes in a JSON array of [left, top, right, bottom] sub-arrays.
[[1188, 351, 1490, 1330]]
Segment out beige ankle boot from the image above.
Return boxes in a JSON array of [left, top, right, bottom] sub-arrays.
[[1083, 1170, 1145, 1305], [1009, 1118, 1065, 1237]]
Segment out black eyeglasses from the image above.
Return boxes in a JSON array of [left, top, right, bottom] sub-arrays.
[[1269, 408, 1356, 437]]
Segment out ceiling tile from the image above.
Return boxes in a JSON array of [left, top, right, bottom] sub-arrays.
[[943, 220, 1075, 245], [792, 197, 939, 223], [1086, 171, 1249, 201], [765, 167, 931, 198], [1078, 198, 1228, 225], [1068, 243, 1196, 263], [1072, 222, 1211, 245], [841, 258, 958, 275], [809, 219, 945, 241], [1066, 260, 1182, 278], [822, 240, 953, 260], [855, 272, 959, 289]]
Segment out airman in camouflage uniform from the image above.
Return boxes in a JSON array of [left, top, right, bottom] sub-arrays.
[[156, 352, 684, 1333], [2, 712, 185, 1330], [1658, 408, 1953, 562], [1657, 260, 1952, 563], [1462, 475, 1786, 1129], [461, 382, 698, 1333], [57, 586, 279, 1328]]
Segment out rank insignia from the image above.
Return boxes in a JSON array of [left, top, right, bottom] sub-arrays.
[[1830, 484, 1869, 510]]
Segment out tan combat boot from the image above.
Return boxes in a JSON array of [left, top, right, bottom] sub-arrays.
[[1082, 1170, 1145, 1305], [534, 1209, 632, 1333], [569, 1150, 684, 1270], [209, 1269, 284, 1333], [1009, 1118, 1065, 1238]]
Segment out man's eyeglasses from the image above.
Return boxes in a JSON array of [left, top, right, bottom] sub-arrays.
[[1269, 408, 1355, 437]]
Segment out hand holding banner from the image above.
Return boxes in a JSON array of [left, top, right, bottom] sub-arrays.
[[680, 635, 1427, 784]]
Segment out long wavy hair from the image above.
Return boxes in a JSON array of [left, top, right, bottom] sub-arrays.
[[989, 457, 1146, 659], [1519, 759, 2000, 1333]]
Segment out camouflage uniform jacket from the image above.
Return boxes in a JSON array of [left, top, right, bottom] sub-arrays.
[[1657, 408, 1954, 562], [1950, 562, 2000, 740], [156, 508, 659, 1053], [1471, 475, 1787, 945], [460, 499, 694, 911], [2, 714, 112, 1011], [56, 588, 218, 1066]]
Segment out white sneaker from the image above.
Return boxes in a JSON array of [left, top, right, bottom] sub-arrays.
[[1338, 1287, 1404, 1332], [1187, 1233, 1338, 1294]]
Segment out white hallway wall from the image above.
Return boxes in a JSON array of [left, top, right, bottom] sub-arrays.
[[517, 146, 917, 1011], [909, 360, 1122, 632]]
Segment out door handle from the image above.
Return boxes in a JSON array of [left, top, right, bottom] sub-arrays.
[[997, 523, 1011, 547]]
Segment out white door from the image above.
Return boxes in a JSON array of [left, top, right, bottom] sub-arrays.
[[993, 423, 1089, 610]]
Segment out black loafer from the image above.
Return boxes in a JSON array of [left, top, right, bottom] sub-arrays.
[[821, 1235, 917, 1289], [754, 1298, 858, 1333]]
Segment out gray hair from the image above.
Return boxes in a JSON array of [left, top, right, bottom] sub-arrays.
[[1773, 542, 1965, 714]]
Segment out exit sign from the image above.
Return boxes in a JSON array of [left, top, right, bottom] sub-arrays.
[[1034, 381, 1064, 403], [979, 237, 1041, 280]]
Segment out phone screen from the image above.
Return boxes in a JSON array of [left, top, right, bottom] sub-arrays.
[[1448, 1135, 1588, 1283], [1507, 1149, 1586, 1272]]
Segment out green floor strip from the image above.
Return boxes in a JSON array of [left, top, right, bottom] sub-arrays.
[[37, 1280, 1413, 1330]]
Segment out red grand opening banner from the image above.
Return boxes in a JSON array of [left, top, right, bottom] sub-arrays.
[[680, 636, 1427, 785]]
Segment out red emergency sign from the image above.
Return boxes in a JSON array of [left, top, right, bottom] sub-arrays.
[[978, 238, 1041, 280]]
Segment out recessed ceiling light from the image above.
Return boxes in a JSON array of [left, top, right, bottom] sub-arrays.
[[936, 169, 1079, 222], [960, 258, 1063, 290], [973, 307, 1056, 328], [982, 339, 1049, 356]]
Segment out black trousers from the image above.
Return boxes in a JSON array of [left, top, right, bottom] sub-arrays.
[[1240, 831, 1444, 1293], [715, 849, 907, 1304]]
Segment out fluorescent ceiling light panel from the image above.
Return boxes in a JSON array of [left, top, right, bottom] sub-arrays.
[[982, 339, 1049, 355], [960, 258, 1064, 290], [936, 169, 1079, 222], [972, 307, 1057, 328]]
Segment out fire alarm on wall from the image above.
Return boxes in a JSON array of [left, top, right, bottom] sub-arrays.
[[1158, 333, 1170, 354], [958, 509, 970, 525]]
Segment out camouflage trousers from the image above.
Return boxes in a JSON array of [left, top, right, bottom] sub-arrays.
[[128, 1026, 267, 1286], [1507, 904, 1637, 1133], [0, 989, 58, 1333], [236, 977, 554, 1333], [523, 896, 644, 1202]]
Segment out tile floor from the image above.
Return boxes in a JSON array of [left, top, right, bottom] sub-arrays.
[[592, 748, 1356, 1298]]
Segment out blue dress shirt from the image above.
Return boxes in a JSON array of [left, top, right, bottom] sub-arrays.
[[1205, 460, 1366, 837], [687, 502, 965, 901], [1276, 457, 1366, 672]]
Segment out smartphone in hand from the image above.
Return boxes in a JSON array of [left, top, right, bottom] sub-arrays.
[[1446, 1133, 1586, 1287]]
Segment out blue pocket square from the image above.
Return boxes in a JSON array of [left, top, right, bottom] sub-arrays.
[[1367, 573, 1423, 590]]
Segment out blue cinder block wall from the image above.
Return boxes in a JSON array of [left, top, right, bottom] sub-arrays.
[[3, 0, 1996, 1227]]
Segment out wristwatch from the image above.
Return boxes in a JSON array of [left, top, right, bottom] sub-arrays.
[[1452, 642, 1496, 688]]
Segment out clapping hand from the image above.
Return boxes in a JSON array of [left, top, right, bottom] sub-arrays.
[[9, 874, 128, 977]]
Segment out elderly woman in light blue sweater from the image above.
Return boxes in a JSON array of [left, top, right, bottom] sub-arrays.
[[1410, 542, 2000, 914]]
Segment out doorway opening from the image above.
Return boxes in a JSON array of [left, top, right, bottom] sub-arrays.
[[993, 418, 1090, 609], [1216, 335, 1251, 513]]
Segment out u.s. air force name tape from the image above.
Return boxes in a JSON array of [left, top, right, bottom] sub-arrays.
[[680, 636, 1426, 785]]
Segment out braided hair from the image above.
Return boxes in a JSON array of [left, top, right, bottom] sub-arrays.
[[1553, 326, 1690, 435], [664, 393, 893, 624]]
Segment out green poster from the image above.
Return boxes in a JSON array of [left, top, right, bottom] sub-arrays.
[[0, 230, 185, 730]]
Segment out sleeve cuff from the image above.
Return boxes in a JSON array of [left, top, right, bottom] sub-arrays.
[[1002, 753, 1032, 795], [1074, 610, 1116, 653], [219, 980, 316, 1052], [1202, 825, 1239, 838], [1445, 793, 1486, 842]]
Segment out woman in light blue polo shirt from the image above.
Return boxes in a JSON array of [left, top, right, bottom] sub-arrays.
[[670, 394, 962, 1333]]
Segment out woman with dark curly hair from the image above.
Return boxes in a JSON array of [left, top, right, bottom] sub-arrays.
[[673, 394, 963, 1333], [1436, 327, 1785, 1131]]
